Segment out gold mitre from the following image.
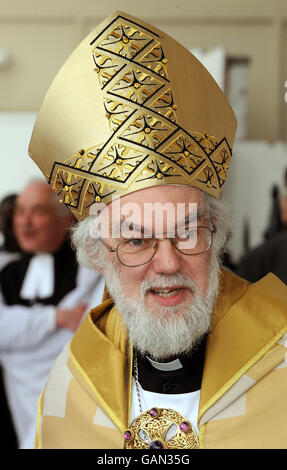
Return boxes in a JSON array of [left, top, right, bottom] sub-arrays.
[[28, 11, 237, 221]]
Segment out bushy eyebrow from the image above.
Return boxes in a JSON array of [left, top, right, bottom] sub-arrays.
[[112, 217, 146, 236], [114, 208, 204, 237]]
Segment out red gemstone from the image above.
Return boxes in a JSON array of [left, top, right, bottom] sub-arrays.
[[180, 421, 189, 432], [124, 430, 132, 440], [149, 440, 164, 449], [149, 408, 158, 417]]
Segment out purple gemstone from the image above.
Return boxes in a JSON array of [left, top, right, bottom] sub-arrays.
[[124, 430, 132, 440], [149, 440, 164, 449], [149, 408, 158, 417], [180, 421, 189, 432]]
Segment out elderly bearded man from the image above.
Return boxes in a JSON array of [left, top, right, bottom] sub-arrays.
[[28, 12, 287, 449]]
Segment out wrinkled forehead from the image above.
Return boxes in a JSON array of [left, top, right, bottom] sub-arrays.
[[94, 186, 206, 238]]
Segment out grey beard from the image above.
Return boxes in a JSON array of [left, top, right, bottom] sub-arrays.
[[104, 255, 220, 360]]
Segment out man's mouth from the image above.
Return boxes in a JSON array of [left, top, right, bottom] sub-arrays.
[[149, 287, 181, 298], [21, 230, 36, 237], [141, 276, 196, 308], [146, 286, 188, 307]]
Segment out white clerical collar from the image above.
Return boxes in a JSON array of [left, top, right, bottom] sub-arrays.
[[146, 356, 183, 372], [20, 253, 54, 300]]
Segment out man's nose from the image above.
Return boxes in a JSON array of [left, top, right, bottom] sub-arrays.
[[16, 211, 32, 227], [151, 238, 181, 274]]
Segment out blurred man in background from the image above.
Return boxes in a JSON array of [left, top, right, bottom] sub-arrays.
[[0, 194, 21, 270], [0, 179, 104, 448], [237, 192, 287, 284]]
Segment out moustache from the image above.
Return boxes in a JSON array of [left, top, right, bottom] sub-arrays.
[[139, 273, 198, 299]]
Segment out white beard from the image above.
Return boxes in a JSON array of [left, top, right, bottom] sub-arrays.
[[104, 255, 220, 360]]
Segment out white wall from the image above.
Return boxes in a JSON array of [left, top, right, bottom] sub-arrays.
[[0, 111, 44, 201]]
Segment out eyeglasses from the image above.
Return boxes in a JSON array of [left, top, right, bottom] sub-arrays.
[[101, 225, 216, 267]]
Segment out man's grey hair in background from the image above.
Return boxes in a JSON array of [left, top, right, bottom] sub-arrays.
[[24, 178, 71, 218]]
